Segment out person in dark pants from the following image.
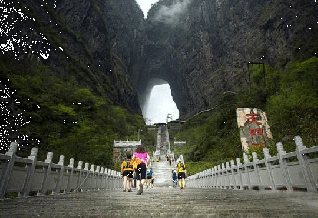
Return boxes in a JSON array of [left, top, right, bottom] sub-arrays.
[[133, 172, 137, 188], [121, 153, 134, 192], [172, 170, 178, 188], [177, 161, 187, 189], [133, 145, 150, 195]]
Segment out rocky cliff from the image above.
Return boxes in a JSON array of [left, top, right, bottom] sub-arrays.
[[139, 0, 318, 119], [0, 0, 149, 152], [1, 0, 317, 121], [1, 0, 145, 113]]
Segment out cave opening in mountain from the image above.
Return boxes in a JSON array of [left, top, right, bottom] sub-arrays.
[[140, 79, 179, 125]]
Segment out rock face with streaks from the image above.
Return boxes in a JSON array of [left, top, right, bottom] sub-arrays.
[[137, 0, 318, 119], [1, 0, 145, 113], [1, 0, 317, 120]]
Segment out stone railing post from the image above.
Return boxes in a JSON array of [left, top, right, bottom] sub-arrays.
[[104, 168, 109, 190], [76, 161, 83, 192], [95, 166, 100, 190], [203, 171, 206, 188], [83, 163, 89, 191], [38, 152, 53, 196], [208, 169, 212, 188], [104, 168, 108, 190], [108, 169, 112, 189], [66, 158, 75, 193], [118, 172, 121, 189], [99, 167, 104, 190], [89, 164, 95, 191], [0, 142, 18, 199], [263, 148, 275, 190], [222, 163, 227, 189], [236, 158, 243, 190], [276, 142, 292, 191], [217, 165, 221, 189], [203, 170, 206, 188], [202, 171, 205, 188], [209, 168, 213, 188], [294, 136, 317, 192], [230, 160, 237, 190], [53, 155, 65, 195], [226, 162, 231, 189], [214, 166, 218, 189], [243, 153, 251, 189], [252, 152, 262, 189], [21, 147, 38, 197]]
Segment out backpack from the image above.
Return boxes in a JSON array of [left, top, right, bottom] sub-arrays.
[[122, 159, 133, 169], [178, 163, 186, 171]]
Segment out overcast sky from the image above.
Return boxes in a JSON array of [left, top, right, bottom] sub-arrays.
[[145, 84, 179, 124], [136, 0, 159, 18]]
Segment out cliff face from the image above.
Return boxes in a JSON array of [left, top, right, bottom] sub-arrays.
[[0, 0, 145, 148], [1, 0, 317, 121], [1, 0, 145, 113], [139, 0, 318, 119]]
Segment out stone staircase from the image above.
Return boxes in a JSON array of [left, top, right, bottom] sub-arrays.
[[0, 187, 318, 217], [1, 153, 318, 217], [150, 155, 175, 187]]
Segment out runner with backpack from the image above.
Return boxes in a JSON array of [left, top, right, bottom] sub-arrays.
[[176, 161, 187, 189], [121, 153, 134, 192], [133, 145, 150, 195]]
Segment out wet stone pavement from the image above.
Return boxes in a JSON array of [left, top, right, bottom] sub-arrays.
[[1, 158, 318, 217], [0, 187, 318, 217]]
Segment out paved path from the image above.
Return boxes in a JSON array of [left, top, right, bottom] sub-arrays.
[[151, 155, 175, 187], [1, 157, 318, 217], [0, 187, 318, 217]]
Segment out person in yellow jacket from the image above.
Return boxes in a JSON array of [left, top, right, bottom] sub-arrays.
[[176, 161, 187, 189], [121, 153, 134, 192]]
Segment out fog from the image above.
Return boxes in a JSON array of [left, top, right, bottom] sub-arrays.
[[153, 0, 192, 25], [144, 84, 179, 124], [136, 0, 192, 22]]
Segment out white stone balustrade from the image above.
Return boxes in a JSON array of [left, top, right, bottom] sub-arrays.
[[0, 143, 122, 199], [186, 136, 318, 192]]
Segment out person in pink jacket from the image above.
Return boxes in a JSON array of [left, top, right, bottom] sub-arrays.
[[133, 145, 150, 195]]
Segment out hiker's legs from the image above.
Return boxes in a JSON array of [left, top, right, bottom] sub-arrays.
[[136, 180, 141, 190], [136, 163, 146, 194], [123, 176, 127, 190], [141, 179, 145, 186], [182, 178, 186, 188]]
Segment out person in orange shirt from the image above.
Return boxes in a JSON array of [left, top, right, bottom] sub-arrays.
[[121, 153, 134, 192]]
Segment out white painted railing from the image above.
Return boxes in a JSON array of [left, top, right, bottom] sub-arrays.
[[187, 136, 318, 192], [113, 140, 141, 147], [0, 142, 122, 199]]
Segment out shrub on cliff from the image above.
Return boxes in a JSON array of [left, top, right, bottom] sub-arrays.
[[0, 56, 153, 169]]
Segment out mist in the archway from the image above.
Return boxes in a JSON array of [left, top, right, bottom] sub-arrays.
[[144, 84, 179, 125]]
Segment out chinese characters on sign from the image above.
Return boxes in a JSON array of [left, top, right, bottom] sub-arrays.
[[237, 108, 273, 151]]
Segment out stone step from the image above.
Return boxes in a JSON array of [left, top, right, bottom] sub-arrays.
[[1, 188, 317, 217]]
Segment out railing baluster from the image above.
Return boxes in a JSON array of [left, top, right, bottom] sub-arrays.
[[263, 148, 275, 190], [38, 152, 53, 196], [0, 142, 18, 199], [21, 147, 38, 197], [53, 155, 65, 195], [295, 136, 317, 192], [66, 158, 74, 193]]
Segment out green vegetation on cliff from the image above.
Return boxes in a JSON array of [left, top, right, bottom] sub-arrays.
[[0, 56, 154, 169], [175, 57, 318, 175]]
